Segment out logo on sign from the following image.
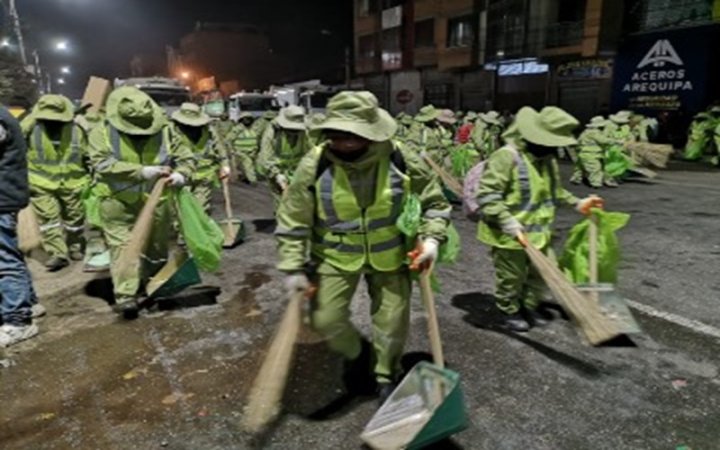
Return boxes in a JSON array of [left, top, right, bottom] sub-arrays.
[[637, 39, 684, 69]]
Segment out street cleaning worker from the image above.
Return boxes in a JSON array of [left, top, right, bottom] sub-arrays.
[[21, 94, 91, 272], [231, 112, 260, 184], [407, 105, 444, 158], [88, 87, 195, 317], [471, 111, 504, 159], [475, 106, 603, 332], [603, 110, 635, 183], [252, 110, 278, 138], [170, 102, 231, 213], [275, 91, 451, 402], [570, 116, 616, 189], [257, 105, 311, 206]]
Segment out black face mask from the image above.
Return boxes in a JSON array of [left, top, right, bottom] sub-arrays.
[[179, 124, 203, 143], [329, 147, 369, 162], [526, 142, 557, 158]]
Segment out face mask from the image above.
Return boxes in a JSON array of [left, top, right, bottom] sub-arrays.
[[526, 142, 557, 158], [180, 124, 203, 142]]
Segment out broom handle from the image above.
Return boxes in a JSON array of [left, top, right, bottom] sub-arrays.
[[419, 269, 444, 369], [222, 177, 234, 219], [589, 214, 599, 303]]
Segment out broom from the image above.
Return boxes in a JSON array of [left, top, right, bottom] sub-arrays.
[[517, 233, 620, 346], [421, 153, 464, 198], [242, 288, 307, 433], [114, 178, 168, 284], [17, 206, 42, 253], [625, 142, 673, 168]]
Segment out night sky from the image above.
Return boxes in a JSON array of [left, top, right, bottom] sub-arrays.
[[11, 0, 353, 98]]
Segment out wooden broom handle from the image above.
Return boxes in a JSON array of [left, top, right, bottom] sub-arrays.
[[420, 268, 445, 368], [589, 214, 599, 303], [222, 177, 234, 220]]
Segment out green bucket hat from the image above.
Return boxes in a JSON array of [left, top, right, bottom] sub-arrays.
[[480, 110, 502, 126], [237, 111, 254, 120], [437, 109, 457, 125], [586, 116, 609, 129], [34, 95, 74, 122], [313, 91, 397, 142], [106, 87, 166, 136], [609, 110, 631, 124], [306, 112, 327, 128], [274, 106, 306, 131], [172, 102, 211, 127], [511, 106, 579, 147], [710, 106, 720, 114], [464, 111, 478, 122], [415, 105, 441, 123]]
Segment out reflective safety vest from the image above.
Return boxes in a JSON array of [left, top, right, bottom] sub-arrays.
[[234, 127, 258, 153], [312, 150, 411, 272], [186, 128, 217, 183], [477, 147, 559, 250], [96, 125, 170, 203], [274, 129, 306, 174], [578, 129, 604, 154], [28, 123, 89, 191]]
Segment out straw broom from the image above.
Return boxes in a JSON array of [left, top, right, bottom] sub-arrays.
[[17, 206, 42, 254], [114, 178, 168, 284], [421, 153, 464, 198], [517, 233, 620, 346], [242, 289, 306, 433], [625, 142, 673, 168]]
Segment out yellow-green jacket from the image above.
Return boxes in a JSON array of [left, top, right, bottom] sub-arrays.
[[25, 121, 91, 191]]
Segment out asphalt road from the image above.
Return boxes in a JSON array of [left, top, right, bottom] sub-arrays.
[[1, 162, 718, 450]]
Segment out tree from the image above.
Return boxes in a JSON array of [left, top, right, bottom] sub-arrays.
[[0, 49, 37, 106]]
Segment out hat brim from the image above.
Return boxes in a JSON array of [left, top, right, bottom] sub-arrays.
[[516, 108, 577, 147], [275, 116, 306, 131], [480, 114, 502, 126], [35, 110, 74, 123], [171, 111, 211, 127], [437, 116, 457, 125], [610, 114, 630, 124], [315, 108, 398, 142]]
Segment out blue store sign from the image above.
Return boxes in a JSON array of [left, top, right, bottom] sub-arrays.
[[612, 25, 720, 113]]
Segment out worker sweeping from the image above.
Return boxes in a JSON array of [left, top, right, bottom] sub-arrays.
[[257, 105, 311, 207], [471, 111, 504, 160], [21, 95, 91, 272], [275, 91, 451, 403], [170, 102, 231, 213], [87, 87, 195, 317], [474, 106, 603, 332], [231, 112, 260, 184], [408, 105, 454, 165], [570, 116, 616, 189]]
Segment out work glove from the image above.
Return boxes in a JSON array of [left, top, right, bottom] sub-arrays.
[[218, 166, 232, 180], [408, 238, 439, 271], [141, 166, 170, 180], [275, 174, 289, 191], [500, 218, 525, 237], [284, 273, 309, 297], [167, 172, 186, 187], [576, 195, 605, 216]]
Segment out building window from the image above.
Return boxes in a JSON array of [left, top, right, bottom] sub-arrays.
[[358, 34, 377, 59], [382, 0, 403, 9], [415, 19, 435, 48], [358, 0, 378, 17], [424, 84, 453, 108], [447, 15, 476, 48], [382, 27, 402, 70]]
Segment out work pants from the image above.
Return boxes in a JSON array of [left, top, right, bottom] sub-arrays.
[[30, 185, 85, 259], [491, 246, 554, 315]]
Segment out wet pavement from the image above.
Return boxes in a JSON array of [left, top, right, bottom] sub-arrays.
[[1, 163, 719, 449]]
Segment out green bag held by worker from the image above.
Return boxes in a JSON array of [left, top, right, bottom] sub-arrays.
[[605, 145, 633, 178], [397, 193, 422, 238], [174, 187, 224, 272], [82, 185, 102, 228], [683, 122, 710, 161], [560, 209, 630, 284]]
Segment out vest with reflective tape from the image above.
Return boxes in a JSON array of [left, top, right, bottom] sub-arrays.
[[101, 126, 170, 203], [274, 130, 306, 173], [28, 123, 88, 190], [187, 128, 217, 182], [312, 150, 410, 272], [477, 147, 559, 250], [234, 127, 258, 153]]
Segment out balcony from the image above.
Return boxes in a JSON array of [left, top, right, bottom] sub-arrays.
[[355, 14, 381, 35]]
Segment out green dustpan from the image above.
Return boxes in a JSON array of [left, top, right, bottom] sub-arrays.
[[146, 252, 202, 299], [361, 362, 467, 449]]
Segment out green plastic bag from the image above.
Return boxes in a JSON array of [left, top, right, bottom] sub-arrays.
[[396, 194, 422, 238], [174, 188, 224, 272], [559, 209, 630, 284], [683, 121, 710, 160], [82, 185, 103, 228], [438, 224, 460, 264], [605, 145, 633, 178], [450, 144, 478, 178]]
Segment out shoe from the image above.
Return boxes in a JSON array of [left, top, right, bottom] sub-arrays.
[[31, 304, 46, 318], [503, 313, 530, 332], [112, 298, 140, 320], [0, 323, 39, 347], [377, 381, 398, 407], [526, 309, 549, 327], [70, 251, 84, 262], [604, 179, 619, 188], [342, 339, 377, 396], [45, 256, 70, 272], [570, 178, 582, 185]]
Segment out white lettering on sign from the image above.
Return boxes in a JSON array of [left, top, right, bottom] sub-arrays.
[[637, 39, 683, 69]]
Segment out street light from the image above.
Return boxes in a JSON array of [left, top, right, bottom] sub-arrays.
[[55, 40, 69, 51], [1, 38, 10, 48], [180, 71, 191, 80], [61, 66, 71, 74], [57, 78, 65, 85]]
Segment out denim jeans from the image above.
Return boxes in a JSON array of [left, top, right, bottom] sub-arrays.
[[0, 212, 36, 325]]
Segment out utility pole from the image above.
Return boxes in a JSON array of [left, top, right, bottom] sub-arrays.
[[8, 0, 28, 66]]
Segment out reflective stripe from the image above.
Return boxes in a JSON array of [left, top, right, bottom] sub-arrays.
[[521, 199, 558, 212], [31, 124, 82, 165], [424, 208, 452, 220], [318, 167, 361, 232], [516, 154, 532, 211], [140, 254, 168, 265], [95, 157, 118, 172], [370, 235, 404, 253], [274, 226, 310, 238], [110, 126, 121, 158], [478, 193, 503, 206], [33, 126, 44, 162], [39, 222, 62, 232], [314, 235, 364, 253], [64, 224, 85, 232], [110, 126, 169, 165]]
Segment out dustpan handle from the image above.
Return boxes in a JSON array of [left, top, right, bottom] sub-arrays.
[[222, 177, 234, 219], [420, 268, 444, 369], [588, 213, 599, 303]]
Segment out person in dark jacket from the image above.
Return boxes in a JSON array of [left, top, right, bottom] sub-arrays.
[[0, 104, 39, 347]]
